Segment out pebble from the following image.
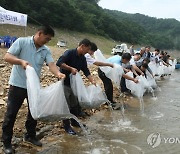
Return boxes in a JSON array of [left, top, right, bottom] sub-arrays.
[[0, 99, 5, 105], [0, 64, 5, 67]]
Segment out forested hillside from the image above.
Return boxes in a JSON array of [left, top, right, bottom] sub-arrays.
[[0, 0, 180, 50]]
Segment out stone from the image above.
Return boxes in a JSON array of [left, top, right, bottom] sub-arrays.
[[0, 87, 4, 96], [0, 99, 5, 105], [0, 64, 5, 68], [3, 96, 8, 102]]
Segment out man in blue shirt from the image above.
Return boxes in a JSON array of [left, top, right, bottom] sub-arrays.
[[2, 25, 65, 154], [98, 53, 138, 107], [56, 39, 95, 135]]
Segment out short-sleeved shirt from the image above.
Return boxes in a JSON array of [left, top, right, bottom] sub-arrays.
[[130, 56, 135, 65], [56, 49, 91, 86], [85, 53, 96, 65], [107, 55, 122, 65], [8, 36, 54, 89]]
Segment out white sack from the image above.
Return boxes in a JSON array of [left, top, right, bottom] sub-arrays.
[[26, 66, 70, 120], [70, 73, 108, 109], [94, 49, 124, 88], [125, 72, 147, 98]]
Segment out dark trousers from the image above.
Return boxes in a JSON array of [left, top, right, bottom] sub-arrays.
[[2, 86, 37, 145], [63, 86, 81, 127], [120, 76, 129, 92], [98, 68, 113, 102]]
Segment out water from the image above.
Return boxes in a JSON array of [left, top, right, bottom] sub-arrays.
[[139, 97, 145, 115], [21, 70, 180, 154]]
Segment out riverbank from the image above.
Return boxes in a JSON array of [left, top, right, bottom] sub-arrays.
[[0, 45, 180, 153], [0, 46, 132, 153]]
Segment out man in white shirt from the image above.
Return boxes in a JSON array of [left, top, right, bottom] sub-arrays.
[[85, 42, 116, 106], [85, 42, 113, 67]]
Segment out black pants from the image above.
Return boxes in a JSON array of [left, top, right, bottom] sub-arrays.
[[120, 76, 129, 92], [63, 86, 82, 127], [98, 68, 113, 102], [2, 86, 37, 145]]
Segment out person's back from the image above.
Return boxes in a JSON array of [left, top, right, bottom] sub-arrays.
[[107, 55, 122, 65]]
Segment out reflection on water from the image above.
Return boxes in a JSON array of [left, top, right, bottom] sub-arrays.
[[38, 70, 180, 154]]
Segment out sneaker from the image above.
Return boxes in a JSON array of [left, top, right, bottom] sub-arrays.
[[24, 135, 42, 147], [71, 119, 86, 128], [3, 143, 15, 154], [78, 111, 87, 118], [111, 101, 117, 108], [64, 125, 77, 135]]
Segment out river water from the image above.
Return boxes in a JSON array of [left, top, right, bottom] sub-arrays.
[[37, 70, 180, 154]]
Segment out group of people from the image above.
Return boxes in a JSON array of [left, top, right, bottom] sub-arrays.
[[1, 25, 174, 154]]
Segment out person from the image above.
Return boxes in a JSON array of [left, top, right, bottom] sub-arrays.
[[159, 51, 169, 66], [129, 44, 134, 56], [84, 42, 115, 105], [98, 53, 138, 104], [144, 46, 151, 59], [85, 42, 114, 67], [136, 63, 149, 78], [56, 39, 96, 135], [141, 46, 151, 60], [150, 48, 160, 63], [140, 47, 146, 58], [2, 25, 66, 154], [130, 53, 144, 77], [141, 58, 154, 77]]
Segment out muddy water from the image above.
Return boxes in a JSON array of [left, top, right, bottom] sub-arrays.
[[34, 70, 180, 154]]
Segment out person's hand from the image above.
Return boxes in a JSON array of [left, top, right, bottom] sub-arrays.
[[110, 64, 114, 68], [21, 60, 29, 69], [141, 72, 145, 76], [91, 80, 97, 86], [133, 78, 139, 83], [71, 67, 78, 75], [125, 69, 131, 73], [57, 72, 66, 79]]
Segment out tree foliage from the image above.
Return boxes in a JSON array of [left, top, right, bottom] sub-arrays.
[[0, 0, 180, 49]]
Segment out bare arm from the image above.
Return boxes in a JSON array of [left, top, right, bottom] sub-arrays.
[[4, 53, 29, 69], [48, 62, 66, 79], [60, 63, 78, 75], [162, 61, 169, 67], [123, 74, 138, 83], [93, 61, 113, 67], [123, 68, 131, 73], [132, 65, 144, 76], [131, 66, 139, 77]]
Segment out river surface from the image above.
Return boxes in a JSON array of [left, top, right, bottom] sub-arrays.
[[33, 70, 180, 154]]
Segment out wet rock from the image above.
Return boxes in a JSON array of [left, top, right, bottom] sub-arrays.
[[12, 137, 23, 145]]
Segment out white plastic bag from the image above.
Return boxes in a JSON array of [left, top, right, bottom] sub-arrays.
[[146, 70, 157, 88], [149, 62, 158, 76], [94, 49, 124, 88], [70, 73, 108, 109], [26, 66, 70, 120], [125, 72, 146, 98]]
